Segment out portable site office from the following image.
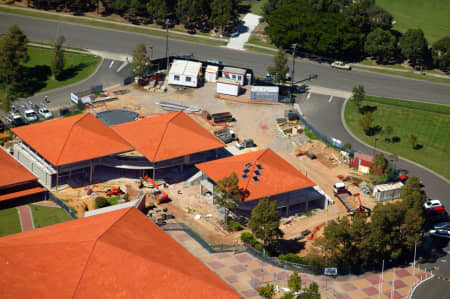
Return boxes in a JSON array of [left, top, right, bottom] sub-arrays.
[[251, 86, 279, 102], [222, 67, 246, 86], [168, 60, 202, 87], [216, 78, 240, 96]]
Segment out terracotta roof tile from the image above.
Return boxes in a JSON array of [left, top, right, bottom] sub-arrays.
[[12, 113, 134, 166], [0, 186, 46, 202], [0, 208, 241, 299], [112, 112, 224, 162], [196, 149, 315, 201], [0, 147, 37, 188]]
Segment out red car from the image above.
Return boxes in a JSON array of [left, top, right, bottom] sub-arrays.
[[426, 206, 447, 216]]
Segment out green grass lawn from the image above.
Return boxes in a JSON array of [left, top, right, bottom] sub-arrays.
[[0, 46, 101, 99], [0, 208, 22, 237], [241, 0, 268, 15], [30, 204, 73, 229], [345, 96, 450, 179], [376, 0, 450, 43]]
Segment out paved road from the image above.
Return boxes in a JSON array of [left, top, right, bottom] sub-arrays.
[[297, 94, 450, 298], [1, 13, 450, 105]]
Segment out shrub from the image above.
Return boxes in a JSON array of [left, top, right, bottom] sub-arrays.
[[123, 193, 130, 201], [254, 243, 264, 252], [95, 197, 109, 209], [241, 232, 254, 244], [107, 195, 121, 206], [279, 253, 308, 265], [227, 218, 242, 232]]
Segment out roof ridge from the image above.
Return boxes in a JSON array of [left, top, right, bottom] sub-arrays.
[[72, 208, 131, 297], [151, 112, 179, 161], [54, 113, 88, 166]]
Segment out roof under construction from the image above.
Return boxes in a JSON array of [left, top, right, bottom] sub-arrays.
[[196, 148, 315, 201], [12, 113, 134, 167], [112, 111, 225, 163]]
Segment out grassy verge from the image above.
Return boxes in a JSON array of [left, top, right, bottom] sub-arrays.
[[353, 66, 450, 85], [247, 35, 276, 49], [29, 40, 88, 52], [244, 44, 277, 55], [30, 204, 73, 228], [359, 59, 449, 76], [344, 97, 450, 179], [241, 0, 268, 15], [0, 6, 226, 47], [0, 46, 100, 99], [0, 208, 22, 237], [376, 0, 450, 43]]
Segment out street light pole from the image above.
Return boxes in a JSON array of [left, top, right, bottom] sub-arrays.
[[291, 43, 297, 88], [165, 18, 170, 71]]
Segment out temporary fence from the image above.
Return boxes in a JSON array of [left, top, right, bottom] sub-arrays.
[[47, 192, 78, 219]]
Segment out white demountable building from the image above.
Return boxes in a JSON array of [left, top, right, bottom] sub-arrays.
[[168, 59, 202, 87], [216, 78, 240, 96], [373, 182, 404, 202], [222, 67, 246, 85], [250, 86, 279, 102], [205, 65, 219, 83]]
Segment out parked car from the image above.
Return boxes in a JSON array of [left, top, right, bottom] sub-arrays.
[[429, 223, 450, 239], [23, 109, 38, 122], [38, 107, 53, 119], [434, 222, 450, 230], [331, 61, 351, 70], [424, 199, 442, 209], [8, 114, 27, 127], [207, 59, 223, 65], [231, 31, 240, 38]]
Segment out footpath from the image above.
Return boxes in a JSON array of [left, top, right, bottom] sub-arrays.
[[167, 227, 432, 299]]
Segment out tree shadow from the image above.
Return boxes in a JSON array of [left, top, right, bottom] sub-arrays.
[[392, 136, 401, 143], [13, 65, 50, 98], [59, 63, 88, 81], [278, 239, 306, 254], [238, 3, 251, 14], [367, 125, 382, 136], [359, 105, 377, 114], [414, 144, 423, 150]]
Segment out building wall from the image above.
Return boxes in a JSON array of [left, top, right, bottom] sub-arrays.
[[168, 73, 198, 87]]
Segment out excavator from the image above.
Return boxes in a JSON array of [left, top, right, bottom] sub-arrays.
[[140, 176, 169, 203]]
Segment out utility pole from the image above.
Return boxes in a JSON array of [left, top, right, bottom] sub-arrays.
[[291, 43, 297, 88], [165, 18, 170, 71]]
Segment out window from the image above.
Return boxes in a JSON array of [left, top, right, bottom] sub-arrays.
[[231, 74, 236, 80], [186, 76, 192, 82], [237, 75, 242, 81], [174, 75, 180, 81]]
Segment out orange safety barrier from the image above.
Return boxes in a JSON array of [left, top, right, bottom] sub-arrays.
[[215, 94, 280, 105]]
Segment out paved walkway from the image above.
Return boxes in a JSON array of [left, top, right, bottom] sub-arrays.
[[167, 229, 432, 298], [16, 205, 34, 232], [226, 13, 261, 50]]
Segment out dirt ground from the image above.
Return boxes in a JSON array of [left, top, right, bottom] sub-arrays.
[[67, 81, 377, 250]]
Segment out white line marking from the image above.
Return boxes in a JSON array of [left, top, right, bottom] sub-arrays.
[[117, 62, 128, 73], [306, 92, 311, 100], [328, 96, 334, 103], [109, 61, 114, 68]]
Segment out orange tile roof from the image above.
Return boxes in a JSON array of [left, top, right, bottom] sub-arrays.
[[0, 186, 46, 202], [0, 147, 37, 188], [12, 113, 134, 166], [112, 111, 225, 162], [196, 149, 315, 201], [0, 207, 241, 299]]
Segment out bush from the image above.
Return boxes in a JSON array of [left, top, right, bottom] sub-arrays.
[[241, 232, 254, 244], [106, 195, 121, 206], [279, 253, 308, 265], [254, 243, 264, 252], [227, 218, 242, 232], [95, 197, 109, 209]]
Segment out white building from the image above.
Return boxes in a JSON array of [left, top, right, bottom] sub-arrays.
[[222, 67, 246, 86], [205, 65, 219, 83], [216, 78, 240, 96], [168, 60, 202, 87], [373, 182, 404, 202]]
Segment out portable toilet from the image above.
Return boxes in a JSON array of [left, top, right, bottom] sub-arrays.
[[205, 65, 219, 83]]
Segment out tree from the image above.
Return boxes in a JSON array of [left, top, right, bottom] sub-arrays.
[[432, 36, 450, 72], [409, 133, 417, 149], [359, 112, 374, 135], [399, 29, 429, 69], [209, 0, 239, 33], [401, 176, 426, 210], [147, 0, 168, 25], [0, 25, 29, 102], [366, 5, 393, 30], [267, 48, 289, 83], [213, 172, 243, 224], [258, 284, 275, 299], [279, 292, 294, 299], [370, 153, 392, 183], [248, 198, 283, 249], [302, 282, 320, 299], [51, 35, 66, 81], [130, 43, 152, 80], [288, 271, 302, 292], [364, 28, 396, 63], [351, 85, 365, 109]]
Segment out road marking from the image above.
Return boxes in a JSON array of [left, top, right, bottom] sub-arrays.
[[328, 96, 334, 103], [109, 61, 114, 68], [441, 259, 447, 263], [306, 92, 311, 100], [117, 62, 128, 73]]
